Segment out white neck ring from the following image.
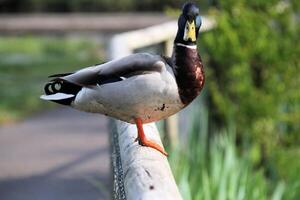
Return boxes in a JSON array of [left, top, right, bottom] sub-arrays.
[[175, 43, 197, 49]]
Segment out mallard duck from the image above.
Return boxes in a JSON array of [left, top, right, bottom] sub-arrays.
[[41, 2, 205, 156]]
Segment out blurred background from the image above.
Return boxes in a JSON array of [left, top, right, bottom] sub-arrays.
[[0, 0, 299, 200]]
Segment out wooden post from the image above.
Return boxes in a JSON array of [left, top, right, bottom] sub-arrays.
[[163, 115, 179, 149], [163, 38, 179, 149]]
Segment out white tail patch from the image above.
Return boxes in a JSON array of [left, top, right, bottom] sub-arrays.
[[40, 93, 74, 101]]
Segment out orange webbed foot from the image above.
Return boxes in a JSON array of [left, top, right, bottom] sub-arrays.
[[135, 118, 168, 156], [138, 138, 168, 156]]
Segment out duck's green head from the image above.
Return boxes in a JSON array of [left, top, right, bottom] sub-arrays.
[[175, 2, 202, 45]]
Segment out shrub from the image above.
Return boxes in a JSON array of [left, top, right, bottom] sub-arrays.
[[199, 0, 300, 198]]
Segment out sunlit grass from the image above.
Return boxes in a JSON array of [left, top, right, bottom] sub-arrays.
[[0, 36, 102, 124]]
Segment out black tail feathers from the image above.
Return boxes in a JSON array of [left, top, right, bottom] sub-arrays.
[[43, 79, 82, 105]]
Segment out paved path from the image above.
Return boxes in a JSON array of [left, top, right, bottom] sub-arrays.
[[0, 107, 111, 200]]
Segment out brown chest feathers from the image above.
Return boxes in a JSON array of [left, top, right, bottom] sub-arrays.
[[173, 45, 205, 105]]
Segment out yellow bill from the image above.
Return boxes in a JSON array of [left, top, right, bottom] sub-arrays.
[[183, 20, 196, 42]]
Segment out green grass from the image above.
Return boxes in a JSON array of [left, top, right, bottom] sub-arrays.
[[0, 36, 102, 124], [169, 101, 299, 200]]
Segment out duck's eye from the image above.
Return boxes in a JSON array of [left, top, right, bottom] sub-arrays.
[[196, 15, 202, 27]]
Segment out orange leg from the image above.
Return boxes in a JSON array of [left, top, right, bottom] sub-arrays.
[[135, 118, 168, 156]]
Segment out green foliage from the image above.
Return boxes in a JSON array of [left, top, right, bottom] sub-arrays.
[[199, 0, 300, 195], [202, 0, 300, 142], [170, 103, 289, 200], [0, 36, 101, 123]]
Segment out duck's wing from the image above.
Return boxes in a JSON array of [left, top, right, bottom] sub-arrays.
[[52, 53, 166, 87]]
